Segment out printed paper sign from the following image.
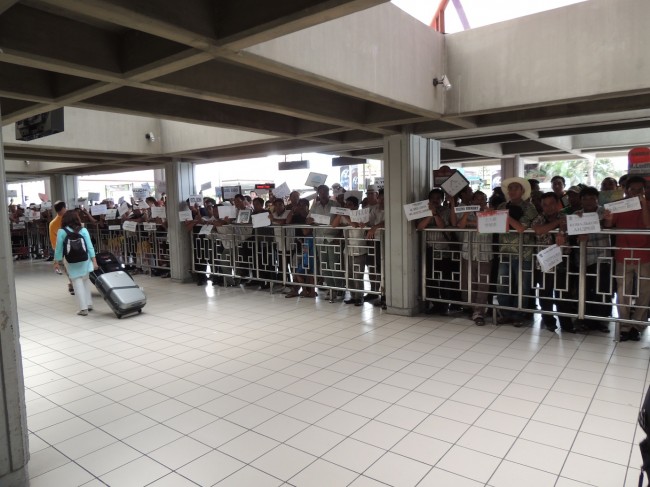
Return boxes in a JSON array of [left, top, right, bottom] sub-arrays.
[[218, 206, 237, 220], [88, 192, 101, 202], [236, 209, 251, 224], [188, 194, 203, 205], [132, 187, 149, 200], [136, 200, 149, 210], [374, 177, 384, 190], [604, 197, 642, 214], [477, 210, 509, 234], [455, 205, 481, 214], [12, 223, 25, 230], [105, 209, 118, 220], [350, 208, 371, 224], [199, 224, 213, 235], [200, 181, 212, 192], [537, 244, 564, 273], [119, 203, 129, 216], [403, 200, 432, 221], [108, 225, 121, 231], [178, 210, 193, 221], [309, 213, 331, 225], [252, 212, 271, 228], [143, 222, 157, 231], [566, 212, 601, 235], [273, 182, 291, 199], [441, 171, 469, 197], [122, 220, 138, 232], [222, 186, 240, 200], [7, 190, 17, 198], [330, 207, 351, 215], [305, 172, 328, 188], [151, 207, 166, 219], [91, 204, 107, 216]]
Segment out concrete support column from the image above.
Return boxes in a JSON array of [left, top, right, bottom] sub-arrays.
[[500, 156, 523, 181], [153, 169, 166, 200], [50, 174, 78, 208], [384, 133, 440, 316], [0, 105, 30, 487], [164, 160, 195, 283]]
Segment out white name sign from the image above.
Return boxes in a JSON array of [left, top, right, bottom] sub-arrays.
[[309, 213, 331, 225], [199, 224, 213, 235], [403, 200, 432, 221], [132, 187, 149, 200], [441, 171, 469, 197], [105, 209, 118, 220], [305, 172, 327, 188], [273, 182, 291, 199], [108, 225, 121, 231], [178, 210, 193, 222], [252, 212, 271, 228], [151, 207, 166, 219], [330, 206, 350, 215], [566, 212, 601, 235], [537, 244, 564, 273], [143, 223, 158, 232], [218, 206, 237, 220], [122, 220, 138, 232], [455, 205, 480, 214], [350, 208, 371, 224], [188, 194, 203, 205], [91, 204, 107, 216], [604, 197, 642, 214], [477, 210, 509, 234]]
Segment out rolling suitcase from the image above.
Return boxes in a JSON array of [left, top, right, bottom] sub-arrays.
[[90, 251, 124, 285], [95, 270, 146, 319]]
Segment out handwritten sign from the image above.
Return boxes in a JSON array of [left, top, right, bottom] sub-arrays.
[[455, 205, 480, 214], [133, 187, 149, 200], [218, 206, 237, 220], [330, 207, 351, 215], [151, 206, 166, 219], [441, 171, 469, 197], [7, 190, 17, 198], [374, 177, 384, 190], [403, 200, 432, 221], [136, 200, 149, 210], [108, 225, 121, 231], [199, 224, 213, 235], [88, 192, 101, 202], [305, 172, 328, 188], [105, 209, 118, 220], [119, 203, 129, 216], [477, 210, 508, 233], [537, 244, 564, 273], [122, 221, 138, 232], [566, 212, 601, 235], [178, 210, 193, 222], [91, 204, 107, 216], [604, 197, 642, 214], [143, 223, 157, 232], [273, 182, 291, 199], [188, 194, 203, 205], [309, 213, 331, 225], [252, 212, 271, 228], [350, 208, 371, 224]]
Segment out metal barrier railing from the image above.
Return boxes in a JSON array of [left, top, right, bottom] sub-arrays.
[[10, 220, 52, 259], [420, 227, 650, 339], [191, 225, 384, 302]]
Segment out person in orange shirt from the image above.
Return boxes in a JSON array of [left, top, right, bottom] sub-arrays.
[[49, 201, 74, 295]]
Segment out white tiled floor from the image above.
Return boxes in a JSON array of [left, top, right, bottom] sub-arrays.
[[15, 260, 650, 486]]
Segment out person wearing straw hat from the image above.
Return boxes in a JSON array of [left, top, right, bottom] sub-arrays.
[[496, 177, 539, 326]]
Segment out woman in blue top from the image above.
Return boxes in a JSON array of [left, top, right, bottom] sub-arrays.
[[54, 210, 98, 315]]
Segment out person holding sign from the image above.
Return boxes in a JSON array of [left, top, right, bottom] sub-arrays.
[[532, 193, 575, 333], [417, 188, 456, 315], [332, 196, 367, 306], [307, 185, 344, 295], [455, 191, 493, 326], [571, 187, 612, 332], [496, 177, 538, 326], [603, 176, 650, 341]]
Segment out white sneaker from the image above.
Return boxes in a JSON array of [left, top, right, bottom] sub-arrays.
[[77, 310, 88, 316]]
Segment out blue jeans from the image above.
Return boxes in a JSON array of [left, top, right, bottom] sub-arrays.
[[497, 256, 533, 319]]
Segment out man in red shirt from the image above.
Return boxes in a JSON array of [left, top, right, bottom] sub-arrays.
[[603, 176, 650, 340]]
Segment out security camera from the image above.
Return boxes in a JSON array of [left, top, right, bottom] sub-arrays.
[[432, 75, 452, 91], [145, 132, 155, 142]]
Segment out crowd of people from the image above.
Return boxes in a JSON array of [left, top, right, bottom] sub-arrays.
[[418, 173, 650, 341]]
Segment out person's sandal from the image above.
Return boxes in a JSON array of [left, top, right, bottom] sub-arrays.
[[285, 292, 299, 298], [68, 284, 75, 295], [474, 317, 485, 326]]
